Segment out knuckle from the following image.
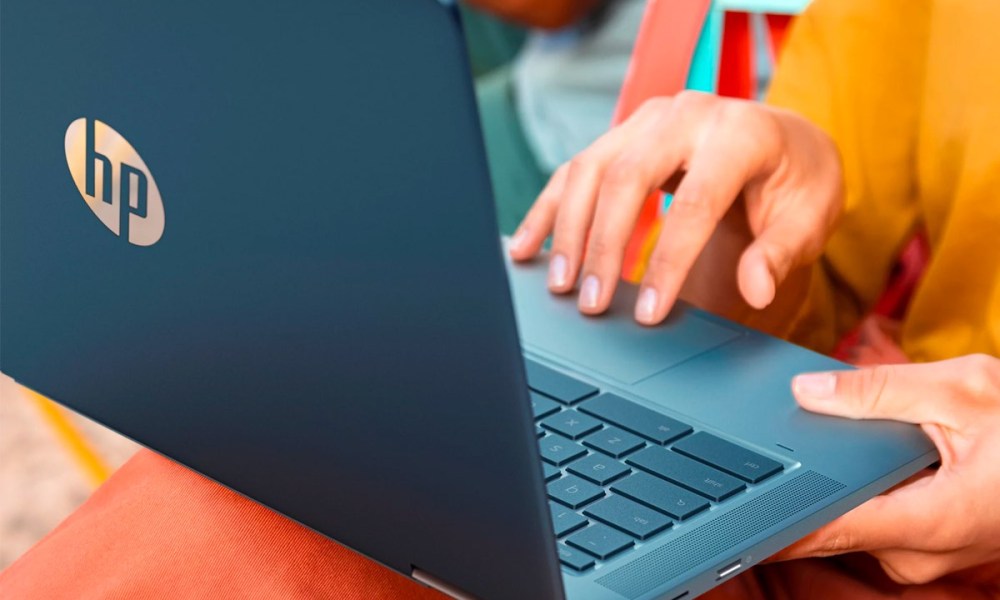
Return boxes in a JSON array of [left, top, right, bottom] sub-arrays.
[[719, 98, 754, 121], [668, 191, 712, 221], [534, 186, 557, 208], [536, 182, 564, 208], [567, 154, 597, 178], [735, 101, 776, 133], [602, 157, 644, 190], [552, 218, 581, 247], [635, 96, 673, 119], [552, 216, 585, 251], [821, 530, 857, 555], [723, 100, 782, 150], [586, 235, 623, 265], [646, 248, 686, 279], [852, 365, 894, 417], [959, 354, 1000, 398], [762, 243, 794, 278], [673, 90, 711, 111]]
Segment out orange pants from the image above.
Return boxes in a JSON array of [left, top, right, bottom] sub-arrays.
[[1, 449, 993, 599]]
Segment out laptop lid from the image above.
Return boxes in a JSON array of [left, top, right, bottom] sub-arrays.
[[1, 1, 563, 597]]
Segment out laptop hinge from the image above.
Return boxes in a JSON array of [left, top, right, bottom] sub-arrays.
[[412, 567, 478, 600]]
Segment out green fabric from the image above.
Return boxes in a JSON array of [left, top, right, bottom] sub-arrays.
[[475, 67, 550, 236]]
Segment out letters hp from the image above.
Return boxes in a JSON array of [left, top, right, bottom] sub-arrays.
[[84, 118, 147, 242]]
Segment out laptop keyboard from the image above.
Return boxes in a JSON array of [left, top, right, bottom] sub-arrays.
[[525, 359, 785, 573]]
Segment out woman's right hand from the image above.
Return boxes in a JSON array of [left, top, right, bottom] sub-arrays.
[[508, 92, 844, 326]]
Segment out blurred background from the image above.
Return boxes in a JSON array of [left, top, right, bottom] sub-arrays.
[[0, 375, 138, 568]]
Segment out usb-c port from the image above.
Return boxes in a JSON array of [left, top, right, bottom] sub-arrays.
[[717, 559, 742, 579]]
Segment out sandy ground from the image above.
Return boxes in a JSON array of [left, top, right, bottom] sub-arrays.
[[0, 374, 139, 569]]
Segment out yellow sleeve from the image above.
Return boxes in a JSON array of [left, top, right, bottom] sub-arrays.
[[764, 0, 930, 353]]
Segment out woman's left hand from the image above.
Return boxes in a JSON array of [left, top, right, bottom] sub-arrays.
[[776, 354, 1000, 586]]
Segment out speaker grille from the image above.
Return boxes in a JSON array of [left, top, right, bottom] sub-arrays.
[[596, 470, 845, 599]]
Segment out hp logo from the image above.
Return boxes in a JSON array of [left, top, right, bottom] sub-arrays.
[[64, 118, 164, 246]]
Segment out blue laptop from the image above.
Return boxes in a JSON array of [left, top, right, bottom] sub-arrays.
[[0, 2, 937, 598]]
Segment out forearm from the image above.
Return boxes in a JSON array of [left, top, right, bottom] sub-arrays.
[[464, 0, 601, 29]]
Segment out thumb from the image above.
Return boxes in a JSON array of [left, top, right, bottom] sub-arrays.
[[772, 470, 948, 559], [791, 362, 963, 430]]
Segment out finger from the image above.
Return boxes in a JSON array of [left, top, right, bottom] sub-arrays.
[[509, 164, 569, 261], [791, 360, 977, 429], [577, 111, 693, 314], [636, 106, 775, 324], [546, 119, 650, 294], [774, 472, 954, 560], [764, 469, 935, 564], [736, 203, 827, 308]]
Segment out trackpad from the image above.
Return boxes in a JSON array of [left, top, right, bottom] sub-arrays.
[[506, 255, 743, 385]]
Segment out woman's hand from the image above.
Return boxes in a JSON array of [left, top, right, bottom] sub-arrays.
[[508, 92, 843, 326], [778, 354, 1000, 586]]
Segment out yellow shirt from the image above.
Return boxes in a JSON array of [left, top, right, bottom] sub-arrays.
[[767, 0, 1000, 361]]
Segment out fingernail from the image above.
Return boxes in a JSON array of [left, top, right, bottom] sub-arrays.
[[793, 373, 837, 400], [548, 254, 569, 288], [510, 227, 528, 253], [580, 275, 601, 309], [754, 258, 776, 307], [636, 287, 658, 323]]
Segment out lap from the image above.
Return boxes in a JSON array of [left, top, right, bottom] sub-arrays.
[[0, 450, 442, 599], [2, 450, 991, 599]]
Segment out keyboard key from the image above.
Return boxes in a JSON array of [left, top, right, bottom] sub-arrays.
[[567, 453, 630, 485], [579, 394, 692, 444], [531, 392, 561, 419], [627, 447, 745, 501], [610, 472, 709, 520], [541, 410, 603, 440], [583, 426, 645, 458], [584, 495, 672, 540], [536, 424, 545, 438], [525, 360, 599, 405], [566, 523, 633, 560], [550, 503, 588, 537], [673, 432, 783, 483], [543, 463, 561, 482], [539, 434, 588, 466], [548, 475, 604, 509], [557, 544, 595, 571]]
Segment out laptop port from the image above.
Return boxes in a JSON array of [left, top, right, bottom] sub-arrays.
[[716, 559, 743, 579]]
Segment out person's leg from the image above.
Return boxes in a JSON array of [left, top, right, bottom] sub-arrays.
[[475, 67, 550, 236], [5, 449, 995, 598], [0, 450, 444, 599]]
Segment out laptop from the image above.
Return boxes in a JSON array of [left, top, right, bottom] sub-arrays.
[[0, 1, 938, 598]]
